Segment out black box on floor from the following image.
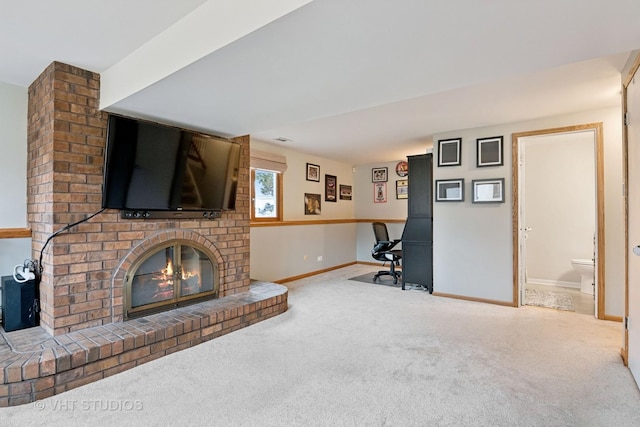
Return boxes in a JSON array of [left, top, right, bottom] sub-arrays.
[[1, 276, 38, 332]]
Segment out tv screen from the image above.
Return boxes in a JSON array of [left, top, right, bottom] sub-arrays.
[[102, 115, 240, 212]]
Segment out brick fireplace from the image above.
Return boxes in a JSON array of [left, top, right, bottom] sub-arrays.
[[0, 62, 287, 406], [27, 61, 256, 335]]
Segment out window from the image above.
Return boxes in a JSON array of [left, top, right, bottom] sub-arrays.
[[250, 149, 286, 222], [251, 169, 282, 221]]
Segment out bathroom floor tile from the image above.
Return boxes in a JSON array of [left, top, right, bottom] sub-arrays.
[[525, 283, 595, 316]]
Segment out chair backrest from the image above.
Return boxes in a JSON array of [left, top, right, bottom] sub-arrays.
[[372, 222, 389, 243]]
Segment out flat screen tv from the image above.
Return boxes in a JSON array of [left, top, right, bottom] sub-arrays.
[[102, 114, 241, 215]]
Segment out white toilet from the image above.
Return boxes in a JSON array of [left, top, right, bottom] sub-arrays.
[[571, 258, 594, 295]]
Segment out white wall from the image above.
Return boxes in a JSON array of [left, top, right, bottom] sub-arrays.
[[0, 82, 31, 280], [433, 107, 624, 316], [250, 140, 357, 281], [524, 132, 596, 287], [250, 222, 356, 282]]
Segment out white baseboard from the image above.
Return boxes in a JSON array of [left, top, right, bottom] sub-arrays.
[[527, 278, 580, 289]]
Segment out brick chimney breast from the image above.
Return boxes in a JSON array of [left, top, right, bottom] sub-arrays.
[[27, 62, 250, 335]]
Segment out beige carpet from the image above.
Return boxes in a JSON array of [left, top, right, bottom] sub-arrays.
[[2, 264, 640, 426]]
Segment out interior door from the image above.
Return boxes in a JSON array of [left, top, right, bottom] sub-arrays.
[[627, 71, 640, 382]]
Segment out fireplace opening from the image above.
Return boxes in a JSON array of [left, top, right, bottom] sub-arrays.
[[125, 241, 218, 318]]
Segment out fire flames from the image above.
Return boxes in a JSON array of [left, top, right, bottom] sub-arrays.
[[152, 258, 201, 300], [162, 259, 174, 282], [153, 258, 175, 300], [130, 249, 209, 310], [161, 258, 197, 281]]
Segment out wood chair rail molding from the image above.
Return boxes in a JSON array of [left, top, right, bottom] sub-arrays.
[[0, 228, 32, 239], [250, 218, 405, 227]]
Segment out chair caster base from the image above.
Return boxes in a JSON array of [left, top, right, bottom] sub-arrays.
[[372, 271, 401, 285]]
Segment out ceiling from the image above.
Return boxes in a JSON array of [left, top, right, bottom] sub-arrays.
[[2, 0, 640, 165]]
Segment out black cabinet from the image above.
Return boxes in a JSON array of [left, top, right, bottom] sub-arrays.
[[402, 154, 433, 293], [407, 154, 432, 217], [1, 276, 38, 332]]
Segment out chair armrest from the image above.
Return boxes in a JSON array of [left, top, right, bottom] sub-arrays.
[[387, 239, 401, 250], [374, 239, 401, 253], [373, 242, 388, 252]]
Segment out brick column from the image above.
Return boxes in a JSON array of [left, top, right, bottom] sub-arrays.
[[27, 62, 108, 334]]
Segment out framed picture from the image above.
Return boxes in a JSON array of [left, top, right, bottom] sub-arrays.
[[472, 178, 505, 203], [372, 167, 388, 182], [477, 136, 503, 167], [306, 163, 320, 182], [396, 179, 408, 199], [304, 193, 321, 214], [339, 184, 352, 200], [435, 179, 464, 202], [395, 161, 408, 177], [374, 182, 387, 203], [438, 138, 461, 167], [325, 174, 337, 202]]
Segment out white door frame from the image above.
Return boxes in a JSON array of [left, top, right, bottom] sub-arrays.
[[512, 123, 605, 318]]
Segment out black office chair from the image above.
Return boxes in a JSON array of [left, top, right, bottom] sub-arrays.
[[371, 222, 402, 284]]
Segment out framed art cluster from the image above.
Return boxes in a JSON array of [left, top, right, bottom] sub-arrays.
[[436, 136, 504, 168], [305, 162, 411, 210], [435, 178, 505, 203], [369, 164, 412, 203], [435, 135, 505, 204], [304, 162, 352, 214], [371, 166, 388, 203]]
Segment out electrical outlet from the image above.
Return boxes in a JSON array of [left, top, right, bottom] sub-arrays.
[[317, 256, 323, 262], [304, 255, 308, 260]]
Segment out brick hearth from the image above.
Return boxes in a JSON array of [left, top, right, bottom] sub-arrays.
[[0, 61, 288, 406], [0, 282, 287, 406]]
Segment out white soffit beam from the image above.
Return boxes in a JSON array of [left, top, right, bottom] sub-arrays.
[[100, 0, 312, 109]]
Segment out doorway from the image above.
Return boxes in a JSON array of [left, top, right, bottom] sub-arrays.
[[512, 123, 605, 318]]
